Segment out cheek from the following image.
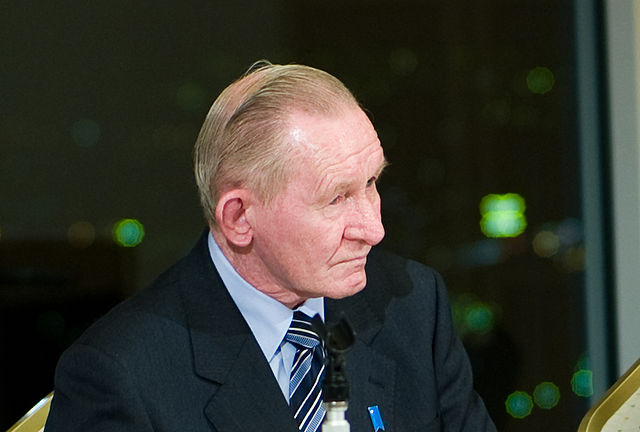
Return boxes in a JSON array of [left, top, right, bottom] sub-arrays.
[[290, 225, 344, 271], [312, 223, 345, 249], [275, 221, 323, 260], [265, 206, 346, 264]]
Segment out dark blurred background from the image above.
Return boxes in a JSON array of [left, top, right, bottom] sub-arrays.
[[1, 1, 604, 430]]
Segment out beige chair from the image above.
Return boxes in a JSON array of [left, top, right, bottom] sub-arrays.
[[579, 358, 640, 431], [6, 393, 53, 432]]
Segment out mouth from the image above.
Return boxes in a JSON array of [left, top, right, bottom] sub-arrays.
[[336, 255, 368, 265], [329, 246, 372, 266]]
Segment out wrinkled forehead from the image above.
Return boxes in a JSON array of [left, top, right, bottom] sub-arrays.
[[278, 108, 385, 197], [284, 106, 379, 156]]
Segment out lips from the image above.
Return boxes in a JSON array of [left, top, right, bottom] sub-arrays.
[[331, 246, 372, 266], [336, 255, 368, 265]]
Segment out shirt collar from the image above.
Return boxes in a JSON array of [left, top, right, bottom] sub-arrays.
[[207, 232, 324, 361]]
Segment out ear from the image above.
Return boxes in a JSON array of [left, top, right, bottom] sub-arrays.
[[215, 189, 254, 247]]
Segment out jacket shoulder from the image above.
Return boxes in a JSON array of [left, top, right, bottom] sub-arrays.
[[366, 247, 443, 299]]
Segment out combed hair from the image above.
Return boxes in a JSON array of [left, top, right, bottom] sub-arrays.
[[193, 60, 360, 224]]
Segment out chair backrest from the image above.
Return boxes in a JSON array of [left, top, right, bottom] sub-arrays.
[[6, 392, 53, 432], [578, 358, 640, 431]]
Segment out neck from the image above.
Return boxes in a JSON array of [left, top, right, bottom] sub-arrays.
[[210, 229, 308, 309]]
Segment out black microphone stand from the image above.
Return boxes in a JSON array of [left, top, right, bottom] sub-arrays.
[[312, 316, 355, 432]]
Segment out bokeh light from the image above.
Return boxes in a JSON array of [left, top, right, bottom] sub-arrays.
[[561, 246, 585, 272], [505, 391, 533, 419], [71, 119, 101, 147], [113, 218, 145, 247], [67, 221, 96, 248], [480, 193, 526, 214], [479, 193, 527, 238], [571, 369, 593, 397], [557, 218, 583, 245], [533, 230, 560, 257], [531, 219, 585, 271], [176, 82, 207, 111], [452, 294, 498, 336], [465, 302, 494, 334], [480, 211, 527, 238], [527, 67, 555, 94], [456, 239, 504, 268], [533, 382, 561, 409]]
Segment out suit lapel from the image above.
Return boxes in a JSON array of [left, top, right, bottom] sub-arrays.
[[178, 232, 298, 432], [344, 331, 396, 432], [203, 335, 298, 432]]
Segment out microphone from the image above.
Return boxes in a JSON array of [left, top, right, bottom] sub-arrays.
[[312, 315, 355, 432]]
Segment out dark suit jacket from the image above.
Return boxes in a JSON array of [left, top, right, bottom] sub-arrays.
[[45, 232, 496, 431]]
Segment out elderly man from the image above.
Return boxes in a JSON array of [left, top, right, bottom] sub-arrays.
[[45, 62, 496, 431]]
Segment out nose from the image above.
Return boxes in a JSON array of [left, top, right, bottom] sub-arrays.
[[344, 194, 385, 246]]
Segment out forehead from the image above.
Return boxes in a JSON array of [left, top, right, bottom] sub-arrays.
[[285, 108, 382, 163], [280, 108, 384, 196]]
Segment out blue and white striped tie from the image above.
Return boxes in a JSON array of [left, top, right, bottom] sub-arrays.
[[286, 311, 326, 432]]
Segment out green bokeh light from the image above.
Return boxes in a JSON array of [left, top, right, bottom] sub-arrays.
[[479, 193, 527, 238], [505, 391, 533, 419], [465, 302, 494, 334], [571, 370, 593, 397], [527, 67, 555, 94], [113, 218, 145, 247], [480, 193, 526, 215], [452, 294, 500, 336], [480, 212, 527, 238], [533, 382, 560, 409]]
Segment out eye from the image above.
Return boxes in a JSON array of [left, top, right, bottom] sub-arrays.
[[329, 194, 344, 205], [366, 176, 377, 188]]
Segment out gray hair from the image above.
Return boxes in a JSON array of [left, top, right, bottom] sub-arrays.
[[193, 60, 360, 224]]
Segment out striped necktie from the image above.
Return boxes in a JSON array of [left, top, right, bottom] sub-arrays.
[[286, 311, 326, 432]]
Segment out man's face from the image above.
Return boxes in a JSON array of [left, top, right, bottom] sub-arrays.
[[248, 107, 386, 303]]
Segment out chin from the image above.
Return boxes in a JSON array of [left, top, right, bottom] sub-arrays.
[[325, 273, 367, 299]]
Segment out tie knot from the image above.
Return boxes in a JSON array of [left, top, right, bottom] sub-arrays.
[[286, 311, 322, 349]]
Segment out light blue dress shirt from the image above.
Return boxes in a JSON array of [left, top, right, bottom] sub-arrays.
[[207, 233, 324, 402]]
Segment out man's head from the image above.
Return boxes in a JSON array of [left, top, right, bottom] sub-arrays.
[[194, 61, 360, 224], [194, 61, 386, 307]]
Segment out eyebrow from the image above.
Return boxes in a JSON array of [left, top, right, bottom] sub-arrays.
[[328, 157, 389, 196], [376, 158, 389, 178]]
